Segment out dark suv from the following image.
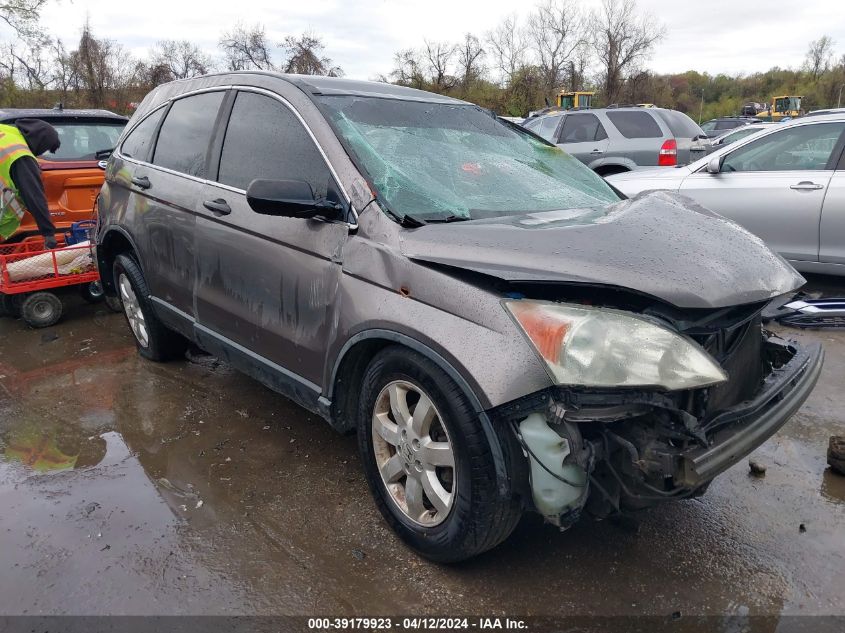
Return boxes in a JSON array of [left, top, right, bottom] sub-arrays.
[[523, 106, 709, 175], [96, 73, 822, 562]]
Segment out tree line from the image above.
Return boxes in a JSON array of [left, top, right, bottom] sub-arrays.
[[0, 0, 843, 122]]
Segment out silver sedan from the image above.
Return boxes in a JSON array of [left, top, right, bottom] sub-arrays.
[[607, 114, 845, 276]]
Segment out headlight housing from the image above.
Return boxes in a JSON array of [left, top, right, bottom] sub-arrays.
[[504, 300, 728, 391]]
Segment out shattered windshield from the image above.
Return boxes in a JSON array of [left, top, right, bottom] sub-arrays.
[[317, 95, 620, 223]]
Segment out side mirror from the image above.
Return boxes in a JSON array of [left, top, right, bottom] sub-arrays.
[[95, 148, 113, 160], [706, 156, 722, 174], [246, 179, 342, 219]]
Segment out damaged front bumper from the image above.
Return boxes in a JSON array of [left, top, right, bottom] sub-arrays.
[[681, 341, 823, 486], [497, 336, 824, 527]]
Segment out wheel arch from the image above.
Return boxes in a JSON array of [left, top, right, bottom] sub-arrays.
[[97, 226, 142, 295], [325, 329, 490, 434], [326, 329, 513, 492]]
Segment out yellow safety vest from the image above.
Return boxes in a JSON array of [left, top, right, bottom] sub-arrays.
[[0, 124, 37, 240]]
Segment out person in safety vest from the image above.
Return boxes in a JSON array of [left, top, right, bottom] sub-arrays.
[[0, 119, 61, 248]]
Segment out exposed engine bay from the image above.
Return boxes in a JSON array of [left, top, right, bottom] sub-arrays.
[[491, 293, 824, 527]]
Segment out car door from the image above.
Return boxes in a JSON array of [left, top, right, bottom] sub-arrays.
[[555, 113, 609, 166], [819, 147, 845, 265], [110, 92, 225, 322], [679, 121, 845, 262], [194, 88, 350, 392]]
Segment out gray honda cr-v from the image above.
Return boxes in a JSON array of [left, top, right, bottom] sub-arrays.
[[96, 73, 823, 562]]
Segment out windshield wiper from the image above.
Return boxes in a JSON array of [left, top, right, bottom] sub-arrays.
[[382, 205, 426, 227], [424, 215, 470, 223]]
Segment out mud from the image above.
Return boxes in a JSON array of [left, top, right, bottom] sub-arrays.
[[1, 277, 844, 618]]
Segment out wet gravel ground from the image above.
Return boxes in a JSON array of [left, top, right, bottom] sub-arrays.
[[0, 276, 843, 621]]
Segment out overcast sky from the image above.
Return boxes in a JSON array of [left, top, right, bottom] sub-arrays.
[[33, 0, 845, 80]]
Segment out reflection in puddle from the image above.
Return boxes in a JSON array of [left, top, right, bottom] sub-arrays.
[[3, 423, 107, 471], [820, 468, 845, 505]]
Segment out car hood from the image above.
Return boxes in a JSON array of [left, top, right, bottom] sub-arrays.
[[399, 191, 804, 309]]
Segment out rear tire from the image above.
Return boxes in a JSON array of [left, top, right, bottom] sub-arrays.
[[357, 345, 523, 562], [20, 292, 62, 328], [112, 253, 187, 361]]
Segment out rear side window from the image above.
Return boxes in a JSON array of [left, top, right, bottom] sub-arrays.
[[656, 110, 705, 139], [558, 113, 607, 143], [153, 91, 225, 178], [536, 114, 562, 141], [120, 108, 165, 162], [606, 111, 663, 138], [216, 91, 332, 195]]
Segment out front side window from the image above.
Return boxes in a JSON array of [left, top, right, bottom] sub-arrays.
[[216, 91, 333, 194], [317, 96, 619, 222], [120, 108, 165, 162], [153, 91, 225, 178], [606, 111, 662, 138], [558, 113, 607, 143], [43, 121, 126, 161], [721, 122, 845, 172]]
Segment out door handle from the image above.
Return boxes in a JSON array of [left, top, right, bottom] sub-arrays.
[[590, 149, 604, 154], [203, 198, 231, 216], [790, 181, 823, 191], [131, 175, 151, 190]]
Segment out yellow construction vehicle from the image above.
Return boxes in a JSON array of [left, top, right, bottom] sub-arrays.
[[757, 95, 803, 122], [557, 91, 594, 110]]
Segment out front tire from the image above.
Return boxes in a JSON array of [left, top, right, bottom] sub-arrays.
[[112, 253, 187, 361], [357, 346, 523, 562]]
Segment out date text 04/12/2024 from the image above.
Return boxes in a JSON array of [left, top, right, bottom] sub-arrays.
[[307, 617, 528, 630]]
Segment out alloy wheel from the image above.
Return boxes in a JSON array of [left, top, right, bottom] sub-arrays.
[[371, 380, 456, 526], [118, 273, 149, 348]]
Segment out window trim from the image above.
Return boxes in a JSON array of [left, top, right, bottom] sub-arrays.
[[150, 88, 229, 180], [557, 112, 606, 144], [114, 85, 358, 230], [118, 102, 169, 163], [693, 119, 845, 174], [710, 120, 845, 174], [115, 84, 358, 231]]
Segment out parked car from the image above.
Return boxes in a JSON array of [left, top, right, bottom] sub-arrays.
[[607, 113, 845, 276], [699, 116, 761, 136], [806, 107, 845, 117], [97, 74, 823, 562], [522, 106, 709, 175], [707, 123, 773, 151], [0, 107, 128, 242]]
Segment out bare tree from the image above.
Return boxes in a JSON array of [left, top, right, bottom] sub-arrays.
[[281, 33, 342, 76], [50, 38, 77, 102], [71, 21, 137, 108], [151, 40, 212, 80], [424, 39, 457, 91], [390, 48, 426, 89], [0, 0, 49, 39], [10, 36, 50, 90], [527, 0, 585, 93], [219, 24, 275, 71], [805, 35, 835, 80], [456, 33, 485, 89], [486, 15, 525, 85], [590, 0, 664, 104]]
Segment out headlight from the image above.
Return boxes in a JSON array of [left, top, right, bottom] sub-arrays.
[[504, 300, 727, 391]]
